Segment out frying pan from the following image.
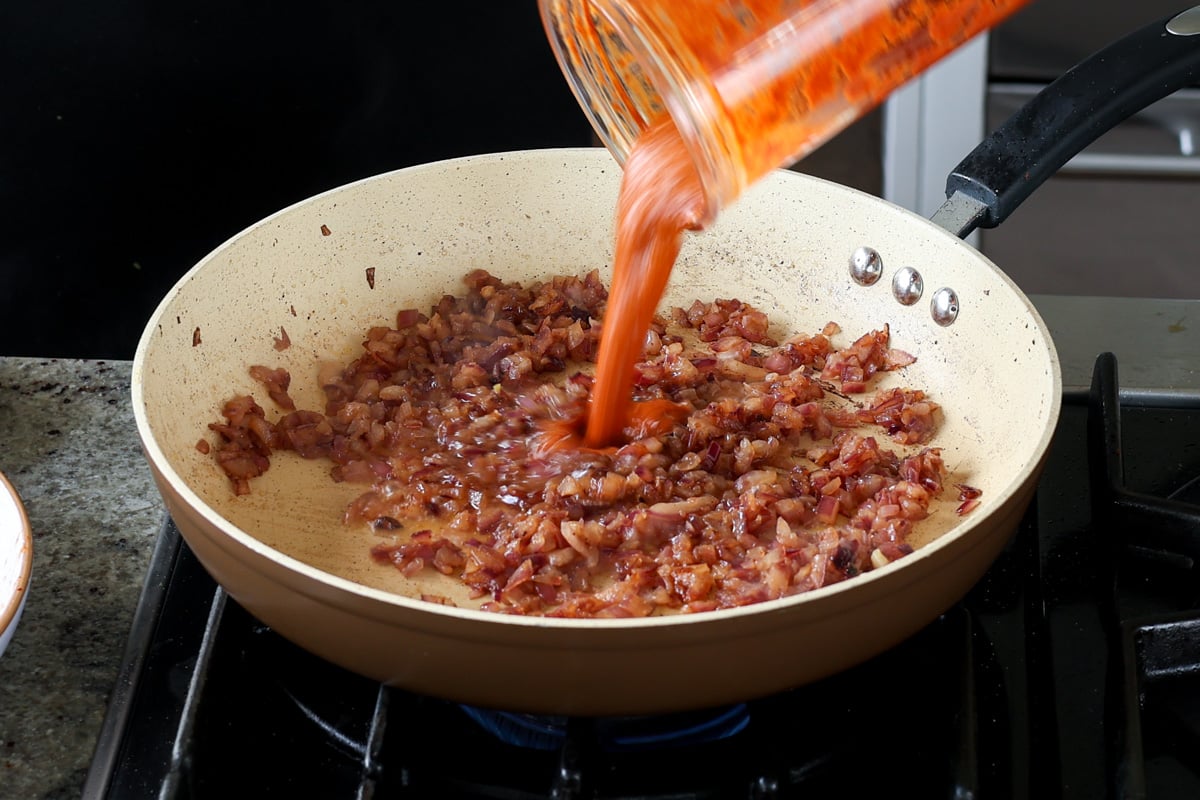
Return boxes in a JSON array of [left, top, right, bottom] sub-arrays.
[[132, 9, 1200, 715]]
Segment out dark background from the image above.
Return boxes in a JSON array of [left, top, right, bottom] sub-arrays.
[[0, 2, 594, 359]]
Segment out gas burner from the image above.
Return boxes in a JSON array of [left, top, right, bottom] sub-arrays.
[[458, 703, 750, 752]]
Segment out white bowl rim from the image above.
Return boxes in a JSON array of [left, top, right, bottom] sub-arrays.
[[0, 470, 33, 645]]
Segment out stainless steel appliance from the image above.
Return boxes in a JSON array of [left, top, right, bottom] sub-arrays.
[[885, 0, 1200, 299]]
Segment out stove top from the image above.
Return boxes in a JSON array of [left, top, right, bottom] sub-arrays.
[[83, 343, 1200, 799]]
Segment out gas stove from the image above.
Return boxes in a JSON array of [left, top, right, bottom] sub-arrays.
[[83, 296, 1200, 799]]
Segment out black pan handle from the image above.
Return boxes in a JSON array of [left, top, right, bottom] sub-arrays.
[[934, 5, 1200, 239]]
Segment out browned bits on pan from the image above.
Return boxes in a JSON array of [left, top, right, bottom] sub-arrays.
[[195, 439, 211, 455], [289, 305, 297, 317], [248, 365, 296, 411], [273, 326, 291, 351], [320, 224, 331, 236], [955, 483, 983, 515], [192, 327, 202, 346], [365, 267, 376, 289]]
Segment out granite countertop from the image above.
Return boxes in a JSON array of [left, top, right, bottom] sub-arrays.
[[0, 358, 164, 799]]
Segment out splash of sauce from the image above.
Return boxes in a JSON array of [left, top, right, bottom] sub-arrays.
[[534, 394, 691, 456]]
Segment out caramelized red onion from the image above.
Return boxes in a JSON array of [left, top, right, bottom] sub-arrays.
[[204, 269, 972, 617]]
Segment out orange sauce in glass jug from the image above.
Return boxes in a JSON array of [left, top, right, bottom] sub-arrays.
[[539, 0, 1033, 446]]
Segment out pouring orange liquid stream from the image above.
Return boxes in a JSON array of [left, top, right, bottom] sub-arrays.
[[573, 0, 1032, 447], [584, 119, 704, 446]]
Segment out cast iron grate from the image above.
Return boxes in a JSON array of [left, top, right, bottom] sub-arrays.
[[1088, 352, 1200, 799]]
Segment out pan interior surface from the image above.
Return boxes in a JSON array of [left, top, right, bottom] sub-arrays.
[[134, 148, 1060, 627]]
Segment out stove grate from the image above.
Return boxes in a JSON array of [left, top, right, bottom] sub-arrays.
[[1089, 352, 1200, 799]]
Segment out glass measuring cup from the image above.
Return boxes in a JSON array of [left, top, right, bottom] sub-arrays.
[[540, 0, 1033, 223]]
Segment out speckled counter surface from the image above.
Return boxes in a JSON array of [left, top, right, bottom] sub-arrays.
[[0, 358, 164, 799]]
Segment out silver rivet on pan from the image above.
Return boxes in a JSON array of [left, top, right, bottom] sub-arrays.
[[892, 267, 923, 305], [931, 287, 960, 326], [849, 246, 883, 285]]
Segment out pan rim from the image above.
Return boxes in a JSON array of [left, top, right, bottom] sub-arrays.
[[132, 147, 1063, 632]]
